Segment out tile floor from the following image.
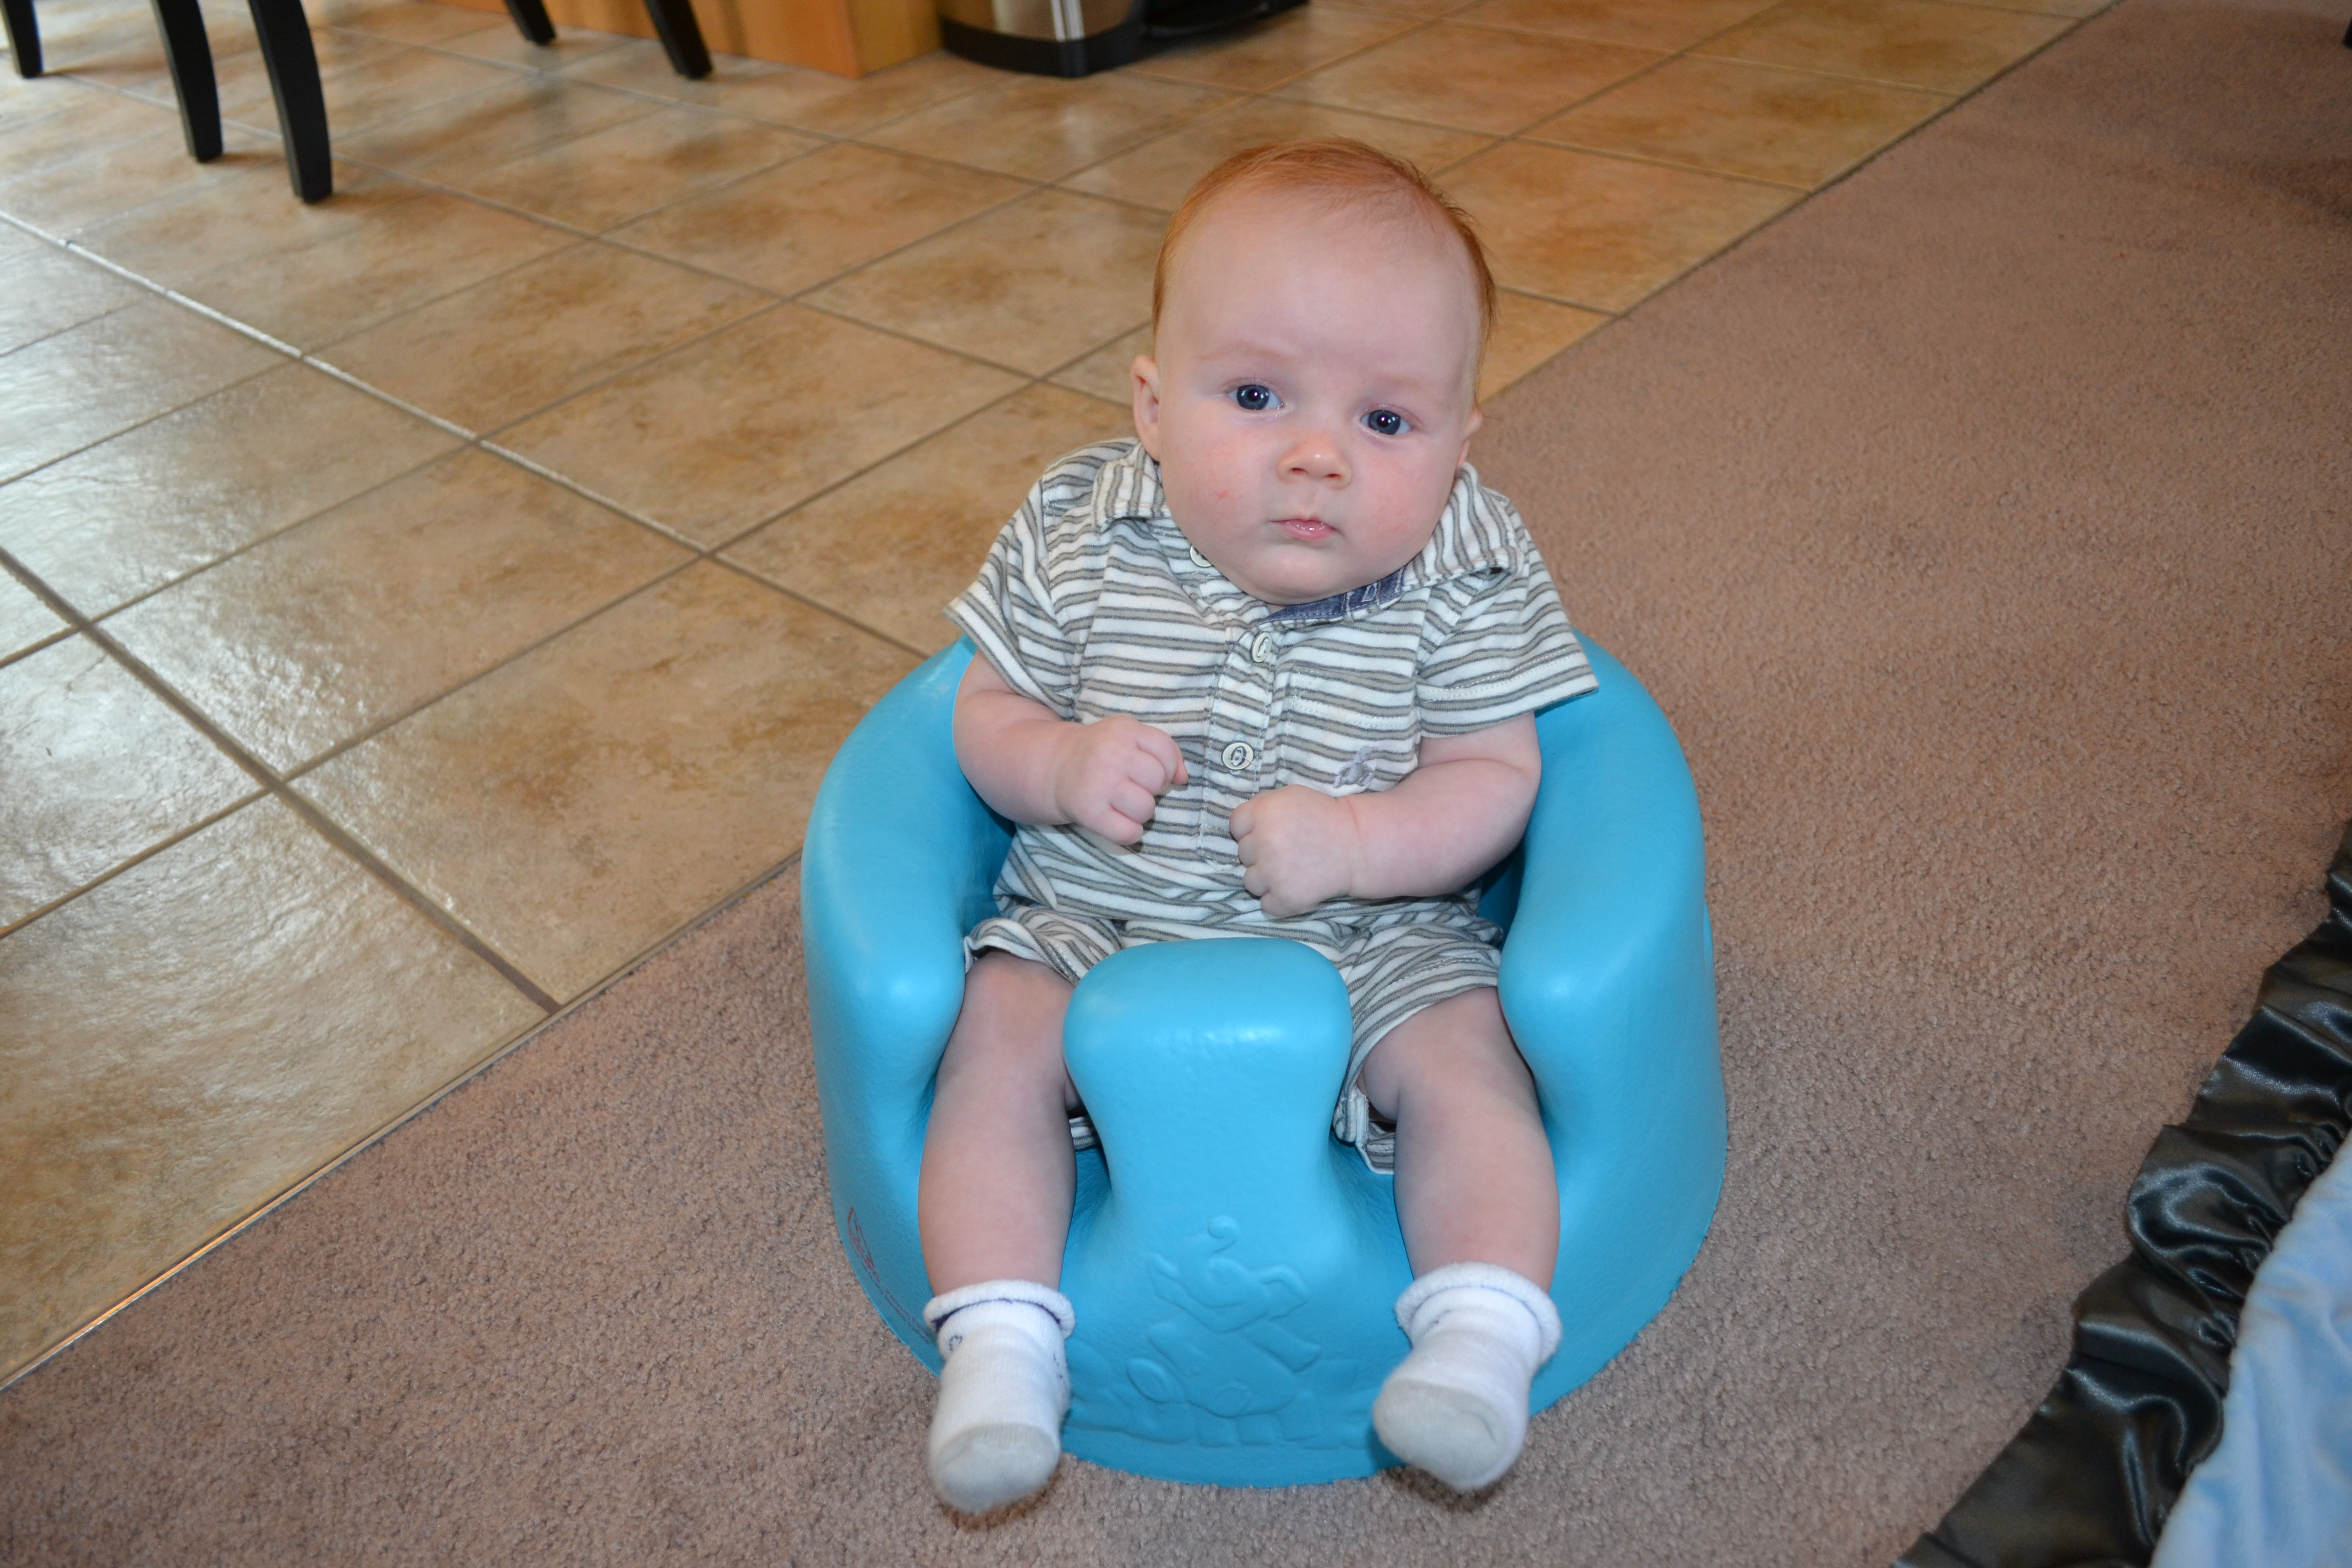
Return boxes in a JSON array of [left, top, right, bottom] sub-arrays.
[[0, 0, 2094, 1384]]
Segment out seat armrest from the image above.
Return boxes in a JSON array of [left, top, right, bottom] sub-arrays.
[[804, 643, 1011, 1155]]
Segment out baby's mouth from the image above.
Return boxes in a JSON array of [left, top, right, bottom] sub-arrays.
[[1276, 517, 1334, 541]]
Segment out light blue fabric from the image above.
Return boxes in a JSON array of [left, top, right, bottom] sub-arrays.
[[801, 637, 1724, 1486], [2153, 1138, 2352, 1568]]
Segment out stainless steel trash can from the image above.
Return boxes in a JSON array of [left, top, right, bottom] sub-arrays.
[[937, 0, 1303, 78]]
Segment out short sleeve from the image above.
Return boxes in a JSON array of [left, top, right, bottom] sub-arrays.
[[942, 452, 1108, 719], [1417, 533, 1597, 735]]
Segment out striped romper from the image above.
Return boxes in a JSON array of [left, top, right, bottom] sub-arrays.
[[946, 439, 1597, 1170]]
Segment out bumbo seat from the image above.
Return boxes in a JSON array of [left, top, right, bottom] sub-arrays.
[[802, 638, 1723, 1486]]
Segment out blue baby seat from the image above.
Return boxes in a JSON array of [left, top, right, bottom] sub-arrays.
[[802, 638, 1723, 1487]]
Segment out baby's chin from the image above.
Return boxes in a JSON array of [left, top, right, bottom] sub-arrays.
[[1242, 550, 1409, 606]]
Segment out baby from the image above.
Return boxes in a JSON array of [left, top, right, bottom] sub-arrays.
[[919, 139, 1597, 1512]]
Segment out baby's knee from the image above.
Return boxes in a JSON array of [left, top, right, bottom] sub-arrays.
[[1362, 988, 1533, 1113], [940, 951, 1076, 1093]]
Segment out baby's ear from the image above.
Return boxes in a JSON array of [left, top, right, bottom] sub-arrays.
[[1132, 353, 1164, 459], [1458, 399, 1484, 461]]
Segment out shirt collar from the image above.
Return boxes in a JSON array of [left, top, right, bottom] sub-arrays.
[[1091, 442, 1517, 623]]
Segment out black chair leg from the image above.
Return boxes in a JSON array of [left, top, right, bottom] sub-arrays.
[[148, 0, 222, 160], [3, 0, 42, 78], [246, 0, 329, 201], [502, 0, 555, 46], [642, 0, 708, 79]]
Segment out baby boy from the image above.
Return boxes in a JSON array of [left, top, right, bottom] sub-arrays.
[[918, 139, 1597, 1512]]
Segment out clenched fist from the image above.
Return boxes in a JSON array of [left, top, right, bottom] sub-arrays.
[[1230, 785, 1362, 917], [1050, 716, 1189, 844]]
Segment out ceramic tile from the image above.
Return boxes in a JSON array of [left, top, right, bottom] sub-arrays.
[[611, 142, 1026, 297], [178, 188, 574, 348], [1048, 324, 1150, 404], [1308, 0, 1472, 18], [0, 572, 66, 662], [299, 561, 915, 998], [320, 242, 770, 432], [863, 71, 1231, 183], [1479, 288, 1608, 399], [496, 303, 1022, 545], [1064, 96, 1491, 210], [0, 77, 180, 174], [1130, 3, 1419, 90], [75, 159, 418, 291], [454, 105, 818, 232], [564, 39, 998, 135], [1963, 0, 2106, 16], [0, 797, 544, 1381], [0, 299, 281, 483], [316, 0, 511, 44], [336, 71, 659, 180], [1279, 21, 1661, 135], [1448, 0, 1778, 50], [0, 364, 459, 617], [1695, 0, 2071, 94], [210, 32, 517, 137], [725, 383, 1130, 652], [1530, 55, 1948, 186], [0, 634, 255, 929], [1442, 139, 1796, 310], [108, 449, 689, 770], [48, 3, 256, 90], [0, 244, 146, 355], [806, 189, 1161, 376], [0, 123, 282, 237], [440, 19, 634, 70]]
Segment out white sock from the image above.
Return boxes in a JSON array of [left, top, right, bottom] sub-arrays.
[[1372, 1263, 1563, 1491], [921, 1280, 1074, 1514]]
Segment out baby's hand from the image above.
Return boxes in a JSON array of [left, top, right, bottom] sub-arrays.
[[1230, 786, 1360, 917], [1050, 718, 1188, 844]]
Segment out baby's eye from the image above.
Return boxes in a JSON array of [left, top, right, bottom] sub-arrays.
[[1232, 384, 1278, 412], [1363, 408, 1408, 437]]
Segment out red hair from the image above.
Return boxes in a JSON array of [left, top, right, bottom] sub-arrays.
[[1152, 138, 1496, 347]]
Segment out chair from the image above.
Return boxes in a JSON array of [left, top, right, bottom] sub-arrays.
[[4, 0, 332, 200], [802, 638, 1724, 1485], [3, 0, 709, 207]]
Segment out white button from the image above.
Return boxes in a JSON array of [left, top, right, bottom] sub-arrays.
[[1188, 545, 1212, 569], [1221, 740, 1256, 771], [1251, 632, 1277, 665]]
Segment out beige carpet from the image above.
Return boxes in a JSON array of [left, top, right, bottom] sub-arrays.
[[5, 0, 2349, 1561]]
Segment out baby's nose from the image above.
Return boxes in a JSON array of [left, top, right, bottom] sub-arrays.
[[1281, 433, 1348, 482]]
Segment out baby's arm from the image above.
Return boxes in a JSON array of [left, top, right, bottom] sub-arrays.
[[953, 655, 1189, 844], [1230, 716, 1540, 918]]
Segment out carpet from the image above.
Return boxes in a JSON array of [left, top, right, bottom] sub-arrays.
[[4, 0, 2348, 1561]]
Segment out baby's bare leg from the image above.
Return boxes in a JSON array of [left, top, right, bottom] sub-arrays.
[[1361, 986, 1563, 1491], [916, 950, 1083, 1514], [920, 949, 1080, 1293], [1360, 986, 1558, 1287]]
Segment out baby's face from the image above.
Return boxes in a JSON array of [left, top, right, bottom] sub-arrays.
[[1133, 192, 1484, 607]]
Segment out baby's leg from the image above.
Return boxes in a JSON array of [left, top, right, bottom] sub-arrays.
[[1360, 987, 1563, 1492], [1359, 986, 1557, 1284], [915, 950, 1080, 1515], [920, 949, 1079, 1291]]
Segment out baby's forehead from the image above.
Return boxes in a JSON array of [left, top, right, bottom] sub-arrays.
[[1166, 187, 1484, 324]]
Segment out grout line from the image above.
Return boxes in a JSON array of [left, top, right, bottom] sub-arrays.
[[0, 543, 561, 1014], [0, 622, 79, 671], [0, 786, 270, 941], [268, 554, 707, 782], [0, 838, 806, 1400], [1508, 133, 1816, 192], [705, 553, 935, 663], [476, 438, 698, 543]]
